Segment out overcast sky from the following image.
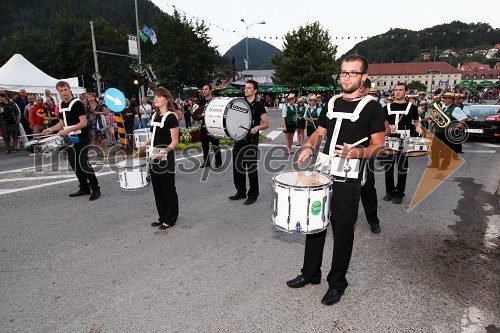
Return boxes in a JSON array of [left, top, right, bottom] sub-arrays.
[[150, 0, 499, 58]]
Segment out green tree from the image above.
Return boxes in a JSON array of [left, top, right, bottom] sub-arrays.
[[270, 22, 338, 86], [408, 81, 427, 91]]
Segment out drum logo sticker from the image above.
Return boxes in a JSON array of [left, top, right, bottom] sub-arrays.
[[310, 201, 322, 216]]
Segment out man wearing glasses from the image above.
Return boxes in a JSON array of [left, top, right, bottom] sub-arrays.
[[288, 55, 386, 305]]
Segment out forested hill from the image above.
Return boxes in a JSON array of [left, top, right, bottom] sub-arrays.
[[340, 21, 500, 65], [224, 38, 282, 70], [1, 0, 229, 95]]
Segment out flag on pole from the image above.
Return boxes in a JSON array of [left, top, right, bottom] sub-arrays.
[[243, 59, 248, 70], [148, 28, 157, 44], [140, 31, 149, 43], [142, 25, 158, 44]]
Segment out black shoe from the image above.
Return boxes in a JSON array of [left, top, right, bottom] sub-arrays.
[[213, 164, 222, 169], [370, 224, 381, 234], [69, 189, 91, 197], [321, 288, 344, 305], [89, 190, 101, 201], [243, 198, 257, 205], [286, 275, 320, 288], [229, 193, 246, 200], [392, 196, 402, 204], [383, 194, 393, 201]]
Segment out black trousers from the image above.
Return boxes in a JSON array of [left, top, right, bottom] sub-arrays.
[[384, 153, 409, 198], [232, 141, 259, 199], [150, 162, 178, 225], [201, 126, 222, 166], [66, 142, 100, 192], [361, 159, 379, 226], [185, 115, 191, 128], [301, 181, 361, 291]]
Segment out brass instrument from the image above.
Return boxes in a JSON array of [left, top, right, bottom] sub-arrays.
[[428, 102, 451, 128]]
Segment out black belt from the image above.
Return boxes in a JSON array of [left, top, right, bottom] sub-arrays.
[[331, 176, 360, 184]]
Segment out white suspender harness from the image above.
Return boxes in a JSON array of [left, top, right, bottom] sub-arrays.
[[316, 95, 376, 181], [387, 102, 412, 137], [58, 99, 82, 135], [149, 111, 176, 156]]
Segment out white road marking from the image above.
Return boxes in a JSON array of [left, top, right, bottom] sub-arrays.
[[462, 150, 496, 153], [0, 175, 75, 182], [476, 142, 499, 148], [0, 163, 53, 174], [0, 171, 115, 195], [265, 131, 282, 141]]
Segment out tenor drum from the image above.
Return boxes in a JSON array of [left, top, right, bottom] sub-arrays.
[[116, 158, 150, 190], [204, 97, 252, 141], [272, 171, 332, 234], [134, 128, 151, 149], [402, 137, 429, 157]]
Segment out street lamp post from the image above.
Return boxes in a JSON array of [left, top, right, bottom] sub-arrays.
[[240, 18, 266, 78]]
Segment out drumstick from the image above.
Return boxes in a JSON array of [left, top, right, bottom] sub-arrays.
[[20, 133, 57, 138], [22, 133, 58, 139], [239, 125, 251, 131], [311, 137, 369, 167]]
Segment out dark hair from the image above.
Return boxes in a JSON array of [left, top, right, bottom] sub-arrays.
[[157, 82, 171, 90], [363, 78, 371, 89], [395, 82, 408, 90], [0, 93, 7, 99], [153, 87, 176, 119], [342, 54, 368, 74], [203, 84, 212, 91], [246, 79, 259, 91]]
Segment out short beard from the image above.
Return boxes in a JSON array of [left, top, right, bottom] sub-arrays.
[[342, 81, 361, 94]]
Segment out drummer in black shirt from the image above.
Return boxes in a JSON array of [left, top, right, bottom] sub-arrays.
[[229, 79, 268, 205], [289, 55, 386, 305], [383, 82, 422, 204], [43, 81, 100, 201], [198, 84, 222, 168]]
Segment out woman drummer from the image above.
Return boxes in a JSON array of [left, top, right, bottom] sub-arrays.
[[145, 88, 180, 229]]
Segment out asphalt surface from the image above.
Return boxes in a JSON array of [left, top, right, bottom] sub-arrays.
[[1, 108, 499, 333]]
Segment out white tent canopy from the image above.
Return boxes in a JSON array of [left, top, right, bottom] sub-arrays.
[[0, 54, 85, 96]]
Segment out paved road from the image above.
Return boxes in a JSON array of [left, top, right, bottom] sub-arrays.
[[1, 108, 499, 333]]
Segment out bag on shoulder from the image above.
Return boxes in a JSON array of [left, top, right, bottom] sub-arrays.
[[96, 114, 107, 131]]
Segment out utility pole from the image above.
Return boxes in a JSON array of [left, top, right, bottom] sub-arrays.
[[90, 21, 102, 96], [134, 0, 144, 99]]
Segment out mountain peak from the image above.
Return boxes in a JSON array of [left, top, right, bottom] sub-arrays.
[[223, 38, 282, 70]]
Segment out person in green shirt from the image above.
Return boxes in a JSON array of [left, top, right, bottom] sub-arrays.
[[305, 95, 320, 137], [281, 94, 297, 155], [296, 97, 306, 146]]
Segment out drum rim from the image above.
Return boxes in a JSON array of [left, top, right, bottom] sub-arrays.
[[273, 170, 331, 188], [116, 159, 148, 168], [205, 97, 252, 140]]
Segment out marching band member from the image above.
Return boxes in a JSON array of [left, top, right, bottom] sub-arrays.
[[42, 81, 100, 201], [229, 80, 268, 205], [288, 55, 386, 305], [296, 97, 306, 146], [383, 83, 422, 204], [282, 94, 297, 155], [148, 88, 180, 229], [429, 92, 467, 170], [198, 84, 222, 168], [304, 95, 320, 137]]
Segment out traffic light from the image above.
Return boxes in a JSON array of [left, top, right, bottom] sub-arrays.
[[132, 73, 140, 85]]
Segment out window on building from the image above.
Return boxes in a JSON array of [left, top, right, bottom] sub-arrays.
[[481, 74, 485, 79], [454, 80, 457, 84], [473, 75, 477, 79], [465, 75, 469, 79], [489, 74, 494, 79]]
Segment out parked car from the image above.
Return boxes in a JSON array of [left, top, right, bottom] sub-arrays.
[[464, 104, 500, 141]]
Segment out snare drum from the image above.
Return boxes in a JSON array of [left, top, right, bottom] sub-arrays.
[[204, 97, 252, 141], [116, 158, 150, 190], [382, 137, 404, 155], [272, 171, 332, 234], [35, 136, 70, 154], [134, 128, 151, 149], [402, 137, 429, 157]]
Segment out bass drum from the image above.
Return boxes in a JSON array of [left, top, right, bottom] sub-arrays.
[[204, 97, 252, 141]]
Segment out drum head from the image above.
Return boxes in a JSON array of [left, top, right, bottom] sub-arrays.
[[116, 158, 148, 169], [134, 129, 151, 134], [224, 98, 253, 141], [274, 171, 330, 188]]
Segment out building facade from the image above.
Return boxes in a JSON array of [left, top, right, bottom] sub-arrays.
[[367, 62, 462, 92]]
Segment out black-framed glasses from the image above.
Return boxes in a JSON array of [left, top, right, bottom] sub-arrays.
[[339, 71, 365, 77]]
